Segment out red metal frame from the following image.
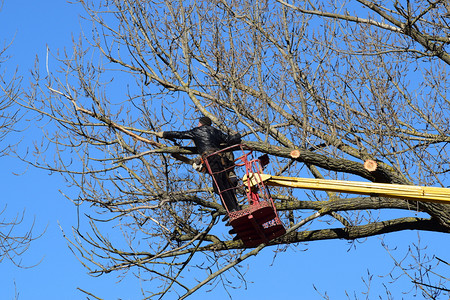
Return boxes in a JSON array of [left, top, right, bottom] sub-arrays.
[[203, 144, 286, 247]]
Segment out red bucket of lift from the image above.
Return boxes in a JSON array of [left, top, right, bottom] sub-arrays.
[[203, 145, 286, 247]]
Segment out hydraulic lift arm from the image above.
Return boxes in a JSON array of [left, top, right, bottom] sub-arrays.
[[243, 173, 450, 205]]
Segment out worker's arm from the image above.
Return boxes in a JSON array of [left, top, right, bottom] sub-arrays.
[[161, 129, 195, 140]]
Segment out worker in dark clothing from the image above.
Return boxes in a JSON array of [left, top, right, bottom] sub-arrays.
[[154, 116, 241, 212]]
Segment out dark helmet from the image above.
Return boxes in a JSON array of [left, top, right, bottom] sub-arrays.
[[199, 116, 212, 126]]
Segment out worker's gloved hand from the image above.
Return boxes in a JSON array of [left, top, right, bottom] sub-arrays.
[[192, 157, 205, 172], [149, 131, 164, 138], [192, 161, 202, 172]]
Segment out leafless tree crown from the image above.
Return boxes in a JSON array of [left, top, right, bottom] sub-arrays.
[[14, 0, 450, 298]]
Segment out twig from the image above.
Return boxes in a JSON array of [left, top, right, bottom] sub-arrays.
[[77, 287, 104, 300]]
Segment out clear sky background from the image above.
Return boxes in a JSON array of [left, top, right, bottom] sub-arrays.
[[0, 1, 448, 300]]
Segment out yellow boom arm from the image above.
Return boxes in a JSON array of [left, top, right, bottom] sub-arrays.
[[243, 173, 450, 205]]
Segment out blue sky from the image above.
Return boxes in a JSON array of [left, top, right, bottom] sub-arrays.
[[0, 1, 449, 299]]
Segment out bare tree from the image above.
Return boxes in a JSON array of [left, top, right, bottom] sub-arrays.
[[382, 237, 450, 299], [18, 0, 449, 298], [0, 39, 20, 157], [0, 26, 38, 267], [0, 206, 39, 267]]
